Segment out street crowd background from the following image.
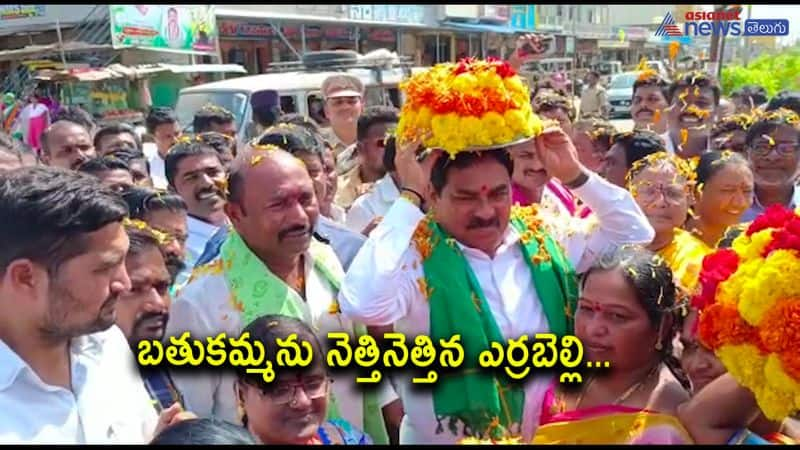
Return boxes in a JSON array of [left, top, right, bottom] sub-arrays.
[[1, 17, 800, 446]]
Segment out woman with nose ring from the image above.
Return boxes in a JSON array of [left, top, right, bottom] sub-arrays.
[[235, 315, 372, 445]]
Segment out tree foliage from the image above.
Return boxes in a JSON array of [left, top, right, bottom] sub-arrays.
[[721, 50, 800, 97]]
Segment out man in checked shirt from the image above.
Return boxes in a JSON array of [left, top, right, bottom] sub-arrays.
[[115, 223, 186, 413]]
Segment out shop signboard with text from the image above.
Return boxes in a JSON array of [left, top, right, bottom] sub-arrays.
[[348, 5, 426, 25], [0, 4, 45, 20], [109, 5, 219, 55]]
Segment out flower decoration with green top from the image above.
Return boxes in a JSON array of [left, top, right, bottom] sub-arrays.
[[396, 57, 544, 157]]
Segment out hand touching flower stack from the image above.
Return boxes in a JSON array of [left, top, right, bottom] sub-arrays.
[[396, 57, 544, 156], [693, 204, 800, 420]]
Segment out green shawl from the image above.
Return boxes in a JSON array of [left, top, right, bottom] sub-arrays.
[[422, 206, 578, 438], [220, 230, 389, 444]]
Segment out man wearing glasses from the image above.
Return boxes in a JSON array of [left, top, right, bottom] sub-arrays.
[[741, 108, 800, 222], [335, 106, 397, 211]]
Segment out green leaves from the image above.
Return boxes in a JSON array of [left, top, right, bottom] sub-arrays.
[[722, 50, 800, 97]]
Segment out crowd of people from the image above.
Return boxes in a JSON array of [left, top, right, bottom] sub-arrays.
[[0, 34, 799, 445]]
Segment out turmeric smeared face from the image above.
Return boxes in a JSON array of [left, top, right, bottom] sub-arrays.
[[667, 85, 716, 137]]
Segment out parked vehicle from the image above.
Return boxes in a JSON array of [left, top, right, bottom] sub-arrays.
[[606, 71, 642, 118], [175, 50, 424, 146]]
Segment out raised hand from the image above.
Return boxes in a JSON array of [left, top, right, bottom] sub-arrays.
[[534, 123, 585, 185], [508, 33, 554, 71], [394, 132, 440, 200]]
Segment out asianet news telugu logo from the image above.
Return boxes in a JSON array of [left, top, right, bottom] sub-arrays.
[[654, 9, 789, 37]]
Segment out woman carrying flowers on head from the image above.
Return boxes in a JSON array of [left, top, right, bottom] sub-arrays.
[[532, 246, 693, 444], [338, 56, 655, 444], [675, 205, 800, 444]]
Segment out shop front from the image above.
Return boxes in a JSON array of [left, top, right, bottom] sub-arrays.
[[216, 5, 437, 69]]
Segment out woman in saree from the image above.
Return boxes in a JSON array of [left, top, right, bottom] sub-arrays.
[[684, 150, 754, 248], [531, 246, 694, 444], [235, 314, 372, 445], [626, 151, 711, 294]]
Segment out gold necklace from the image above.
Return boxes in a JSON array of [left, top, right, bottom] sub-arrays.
[[573, 364, 659, 410]]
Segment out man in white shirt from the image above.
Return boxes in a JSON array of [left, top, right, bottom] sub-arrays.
[[166, 146, 395, 443], [0, 167, 172, 443], [143, 108, 180, 190], [164, 141, 227, 272], [338, 126, 654, 444], [346, 134, 401, 235]]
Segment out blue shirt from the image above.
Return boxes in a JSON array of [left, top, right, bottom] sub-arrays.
[[194, 216, 366, 271], [741, 186, 800, 223]]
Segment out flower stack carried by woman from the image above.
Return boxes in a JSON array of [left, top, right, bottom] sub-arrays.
[[693, 204, 800, 423]]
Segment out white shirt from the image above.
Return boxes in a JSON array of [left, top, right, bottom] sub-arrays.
[[329, 204, 347, 224], [166, 243, 396, 427], [345, 173, 400, 234], [660, 131, 676, 154], [338, 172, 654, 444], [143, 143, 167, 190], [0, 326, 158, 444], [185, 215, 220, 270]]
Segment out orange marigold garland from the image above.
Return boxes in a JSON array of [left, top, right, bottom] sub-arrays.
[[396, 57, 544, 157], [694, 204, 800, 420]]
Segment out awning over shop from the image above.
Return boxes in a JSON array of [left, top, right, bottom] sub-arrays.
[[32, 63, 247, 83], [439, 21, 518, 34], [0, 42, 113, 62]]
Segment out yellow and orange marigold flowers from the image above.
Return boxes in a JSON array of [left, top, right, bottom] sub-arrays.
[[694, 205, 800, 420], [396, 57, 544, 157]]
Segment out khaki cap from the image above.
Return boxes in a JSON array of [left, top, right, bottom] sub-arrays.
[[321, 74, 364, 100]]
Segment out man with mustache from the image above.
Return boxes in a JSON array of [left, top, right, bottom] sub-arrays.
[[166, 134, 395, 444], [661, 71, 721, 158], [0, 167, 186, 443], [338, 62, 654, 444], [631, 71, 670, 134], [164, 141, 227, 273], [40, 120, 96, 171], [115, 223, 184, 412]]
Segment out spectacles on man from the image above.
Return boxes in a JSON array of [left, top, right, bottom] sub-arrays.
[[750, 141, 800, 158]]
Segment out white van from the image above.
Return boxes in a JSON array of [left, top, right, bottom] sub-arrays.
[[175, 50, 425, 146]]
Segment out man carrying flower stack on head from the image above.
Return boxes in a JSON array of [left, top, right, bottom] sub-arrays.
[[338, 55, 655, 444]]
